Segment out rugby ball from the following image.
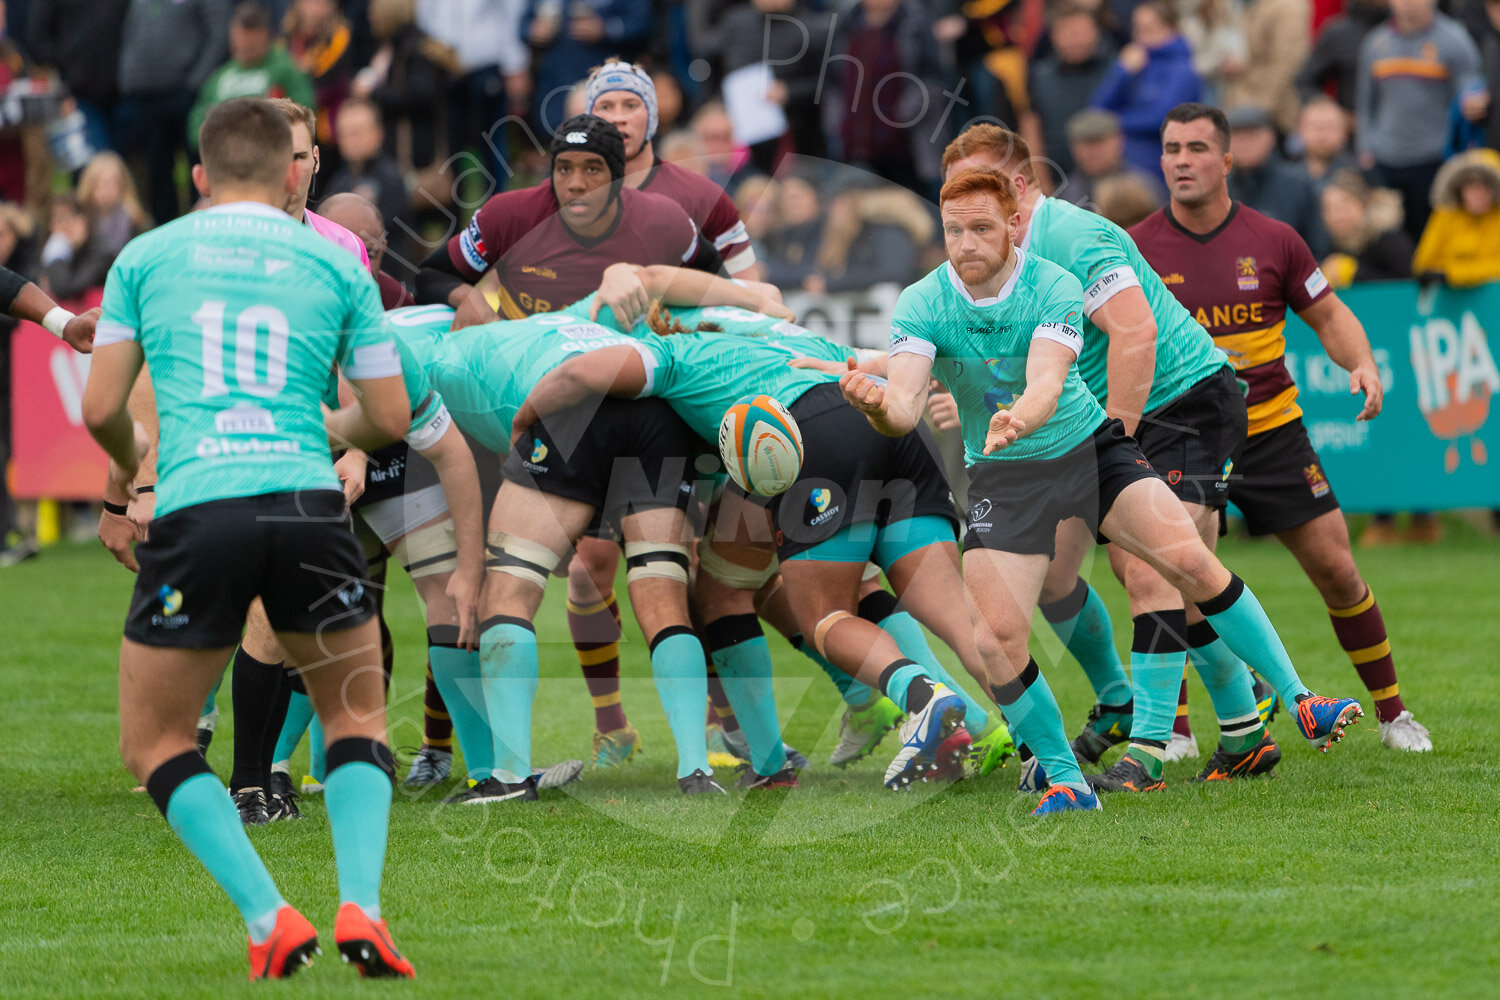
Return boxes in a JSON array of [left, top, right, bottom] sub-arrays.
[[719, 394, 803, 496]]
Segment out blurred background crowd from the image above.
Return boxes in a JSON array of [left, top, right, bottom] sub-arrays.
[[4, 0, 1500, 558]]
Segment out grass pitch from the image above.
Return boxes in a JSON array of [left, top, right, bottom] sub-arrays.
[[1, 522, 1496, 999]]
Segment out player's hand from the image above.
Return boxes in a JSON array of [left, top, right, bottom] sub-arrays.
[[334, 449, 368, 507], [129, 488, 155, 535], [62, 307, 99, 354], [840, 361, 887, 417], [983, 409, 1027, 454], [593, 264, 650, 328], [98, 504, 140, 572], [447, 565, 483, 649], [451, 287, 498, 331], [1350, 363, 1383, 421], [927, 383, 960, 431], [511, 402, 538, 449]]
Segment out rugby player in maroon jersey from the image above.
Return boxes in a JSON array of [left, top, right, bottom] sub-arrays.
[[414, 114, 723, 327], [1130, 103, 1431, 752], [585, 59, 758, 279]]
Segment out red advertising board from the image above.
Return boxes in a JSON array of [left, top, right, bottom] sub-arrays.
[[9, 292, 107, 500]]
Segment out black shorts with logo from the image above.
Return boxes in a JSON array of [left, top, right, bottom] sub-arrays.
[[353, 442, 441, 510], [1226, 417, 1341, 536], [502, 395, 705, 533], [749, 383, 959, 558], [1134, 365, 1246, 510], [963, 418, 1160, 557], [124, 489, 377, 648]]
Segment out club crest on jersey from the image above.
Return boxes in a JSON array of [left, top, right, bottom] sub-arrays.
[[1303, 463, 1330, 498], [531, 441, 549, 464], [811, 488, 832, 513], [1236, 257, 1259, 291]]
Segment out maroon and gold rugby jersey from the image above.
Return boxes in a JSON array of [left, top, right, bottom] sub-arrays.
[[638, 159, 755, 275], [443, 182, 707, 318], [1130, 202, 1331, 436]]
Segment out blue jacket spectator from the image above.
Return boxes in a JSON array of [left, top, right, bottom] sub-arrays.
[[523, 0, 652, 134], [1090, 1, 1201, 178]]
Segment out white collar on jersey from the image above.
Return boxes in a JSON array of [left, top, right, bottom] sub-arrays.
[[944, 247, 1027, 307], [204, 201, 291, 219]]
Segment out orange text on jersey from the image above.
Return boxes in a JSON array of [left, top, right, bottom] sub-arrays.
[[1193, 301, 1266, 330]]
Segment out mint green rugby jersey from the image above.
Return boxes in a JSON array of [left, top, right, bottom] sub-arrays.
[[96, 202, 401, 517], [1024, 196, 1227, 411], [425, 295, 653, 453], [665, 304, 860, 368], [889, 250, 1105, 464], [625, 305, 851, 441]]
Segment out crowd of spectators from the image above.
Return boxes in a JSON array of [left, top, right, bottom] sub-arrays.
[[7, 0, 1500, 290], [4, 0, 1500, 557]]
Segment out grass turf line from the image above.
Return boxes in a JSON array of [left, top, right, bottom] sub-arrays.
[[1, 523, 1496, 999]]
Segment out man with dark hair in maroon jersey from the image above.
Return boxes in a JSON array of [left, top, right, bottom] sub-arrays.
[[1131, 101, 1432, 753], [414, 114, 723, 327], [586, 59, 758, 279]]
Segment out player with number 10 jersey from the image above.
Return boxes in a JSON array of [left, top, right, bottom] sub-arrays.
[[97, 203, 401, 518]]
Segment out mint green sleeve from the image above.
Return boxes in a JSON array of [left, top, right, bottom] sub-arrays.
[[96, 243, 143, 347], [338, 269, 403, 380]]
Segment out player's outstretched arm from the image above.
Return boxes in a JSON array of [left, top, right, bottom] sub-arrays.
[[842, 351, 931, 437], [606, 264, 793, 320], [1297, 292, 1383, 420], [986, 338, 1075, 454], [4, 274, 97, 353], [790, 349, 887, 377], [418, 425, 485, 648], [512, 346, 648, 445]]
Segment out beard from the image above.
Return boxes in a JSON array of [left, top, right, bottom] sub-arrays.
[[952, 244, 1010, 287]]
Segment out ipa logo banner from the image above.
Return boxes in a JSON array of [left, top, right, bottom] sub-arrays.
[[1410, 308, 1499, 473]]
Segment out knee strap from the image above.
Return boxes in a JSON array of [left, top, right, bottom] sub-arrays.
[[394, 517, 458, 580], [485, 530, 561, 588], [696, 524, 778, 590], [813, 610, 854, 660], [624, 539, 691, 584]]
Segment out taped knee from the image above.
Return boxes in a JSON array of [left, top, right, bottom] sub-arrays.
[[696, 526, 778, 590], [624, 539, 691, 585], [394, 518, 457, 580], [485, 530, 561, 588], [812, 610, 854, 660]]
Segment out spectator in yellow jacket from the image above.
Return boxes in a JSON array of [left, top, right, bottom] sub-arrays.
[[1413, 147, 1500, 286]]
